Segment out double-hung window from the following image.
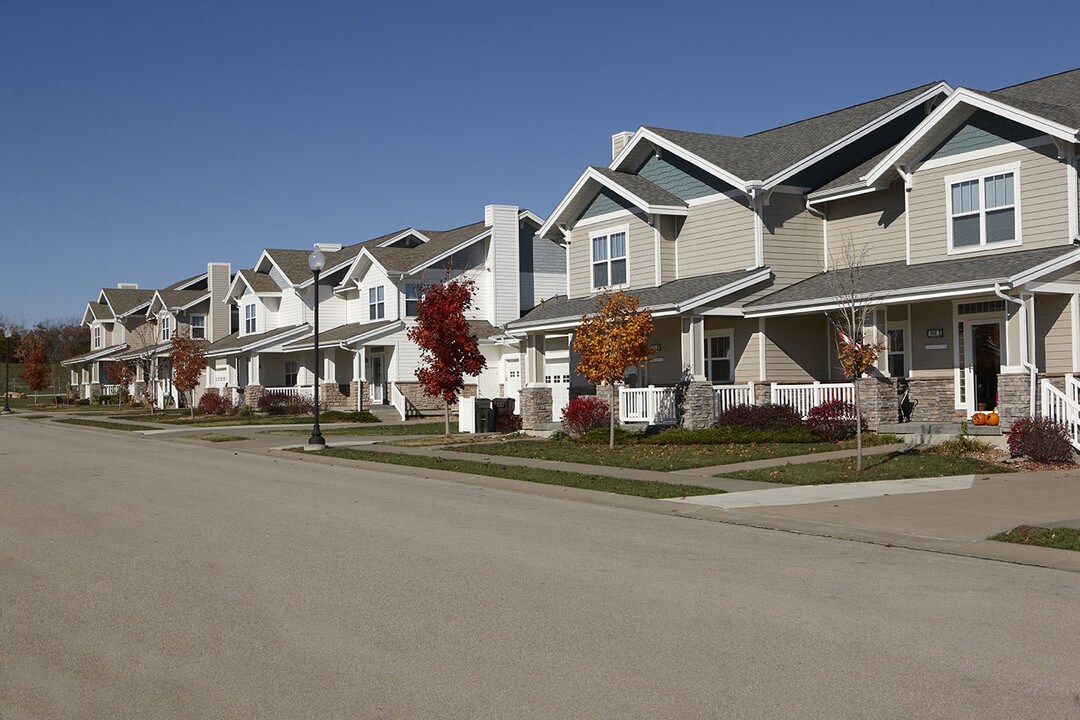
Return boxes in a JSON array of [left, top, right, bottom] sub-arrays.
[[284, 361, 299, 387], [704, 331, 734, 383], [369, 286, 385, 320], [590, 228, 628, 290], [886, 328, 907, 378], [244, 304, 256, 334], [947, 165, 1019, 252], [160, 315, 171, 341], [190, 314, 206, 340], [404, 283, 422, 318], [93, 326, 102, 348]]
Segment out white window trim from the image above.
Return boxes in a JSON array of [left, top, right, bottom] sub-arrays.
[[159, 314, 172, 341], [588, 224, 630, 292], [403, 282, 422, 318], [189, 314, 207, 339], [243, 303, 257, 335], [884, 321, 911, 379], [703, 329, 735, 384], [368, 285, 386, 320], [93, 325, 102, 349], [944, 161, 1023, 255]]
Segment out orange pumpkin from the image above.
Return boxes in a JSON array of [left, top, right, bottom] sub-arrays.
[[971, 413, 987, 425], [985, 413, 999, 426]]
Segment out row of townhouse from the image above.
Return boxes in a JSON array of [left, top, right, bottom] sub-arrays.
[[64, 205, 564, 415], [65, 67, 1080, 438]]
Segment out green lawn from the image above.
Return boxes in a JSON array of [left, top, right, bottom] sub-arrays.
[[18, 414, 50, 420], [264, 422, 451, 437], [53, 417, 159, 432], [450, 438, 882, 472], [991, 526, 1080, 552], [725, 450, 1012, 485], [293, 447, 722, 499], [195, 433, 247, 443]]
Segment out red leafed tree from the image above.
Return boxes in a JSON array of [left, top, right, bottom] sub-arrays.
[[169, 334, 206, 417], [107, 360, 137, 407], [18, 332, 50, 404], [406, 274, 487, 436]]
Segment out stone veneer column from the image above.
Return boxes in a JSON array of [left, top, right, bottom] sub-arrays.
[[245, 384, 263, 408], [681, 381, 715, 429], [595, 384, 621, 425], [520, 386, 553, 430], [996, 373, 1033, 430], [754, 382, 772, 406], [89, 383, 102, 401], [320, 382, 346, 408]]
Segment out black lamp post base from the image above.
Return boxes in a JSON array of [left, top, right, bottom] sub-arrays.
[[304, 433, 326, 451]]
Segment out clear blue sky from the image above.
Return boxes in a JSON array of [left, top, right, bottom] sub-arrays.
[[2, 0, 1077, 323]]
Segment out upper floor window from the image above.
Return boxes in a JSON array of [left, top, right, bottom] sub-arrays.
[[369, 286, 385, 320], [190, 314, 206, 340], [244, 304, 256, 334], [590, 228, 628, 290], [404, 283, 422, 318], [947, 166, 1020, 252], [160, 316, 171, 341], [93, 326, 102, 348]]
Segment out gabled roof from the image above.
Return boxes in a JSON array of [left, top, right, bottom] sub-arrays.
[[147, 289, 209, 315], [205, 324, 311, 357], [230, 268, 282, 297], [99, 288, 156, 317], [82, 302, 114, 325], [365, 220, 491, 274], [164, 273, 208, 291], [744, 245, 1080, 316], [977, 68, 1080, 128], [508, 268, 772, 331]]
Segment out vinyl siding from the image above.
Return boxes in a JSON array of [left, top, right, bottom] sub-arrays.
[[657, 215, 678, 284], [825, 181, 906, 266], [644, 317, 683, 386], [704, 316, 759, 382], [909, 142, 1068, 264], [636, 153, 736, 201], [675, 194, 755, 279], [762, 315, 828, 382], [1036, 293, 1073, 373], [925, 110, 1043, 161], [909, 300, 954, 375], [357, 266, 397, 323], [762, 192, 824, 290], [567, 213, 654, 299], [579, 188, 636, 220]]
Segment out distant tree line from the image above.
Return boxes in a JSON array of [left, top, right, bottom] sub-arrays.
[[0, 315, 89, 395]]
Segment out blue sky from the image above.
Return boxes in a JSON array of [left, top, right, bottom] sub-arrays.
[[2, 0, 1077, 322]]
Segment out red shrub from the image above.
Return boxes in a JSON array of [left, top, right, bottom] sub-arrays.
[[714, 403, 803, 431], [1007, 416, 1074, 463], [805, 399, 866, 442], [495, 413, 523, 433], [197, 392, 234, 416], [256, 392, 314, 416], [561, 396, 610, 436]]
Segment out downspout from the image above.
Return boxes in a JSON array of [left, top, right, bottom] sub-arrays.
[[805, 199, 827, 271], [994, 284, 1036, 416]]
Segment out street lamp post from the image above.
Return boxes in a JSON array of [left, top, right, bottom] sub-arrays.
[[306, 249, 326, 449], [2, 327, 12, 414]]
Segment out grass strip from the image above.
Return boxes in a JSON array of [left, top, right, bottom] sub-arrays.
[[725, 450, 1012, 485], [18, 414, 50, 419], [54, 417, 159, 432], [293, 447, 723, 499], [196, 434, 248, 443], [990, 525, 1080, 552], [264, 422, 450, 437]]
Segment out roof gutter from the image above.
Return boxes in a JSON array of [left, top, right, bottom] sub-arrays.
[[994, 284, 1037, 417]]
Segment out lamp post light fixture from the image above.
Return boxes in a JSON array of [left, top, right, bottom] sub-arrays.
[[305, 248, 326, 449], [2, 327, 12, 414]]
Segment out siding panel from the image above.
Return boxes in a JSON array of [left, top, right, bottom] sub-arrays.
[[826, 182, 906, 266], [676, 195, 755, 279], [763, 192, 824, 291], [1036, 293, 1073, 373]]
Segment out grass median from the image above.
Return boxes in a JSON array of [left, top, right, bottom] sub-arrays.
[[195, 434, 248, 443], [991, 525, 1080, 551], [294, 446, 722, 499], [724, 450, 1012, 485], [264, 422, 449, 437], [53, 417, 159, 432]]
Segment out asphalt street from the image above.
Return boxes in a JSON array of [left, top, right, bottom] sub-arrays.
[[2, 417, 1079, 719]]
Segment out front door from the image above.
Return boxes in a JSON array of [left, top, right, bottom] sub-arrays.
[[965, 322, 1002, 412], [370, 352, 385, 404]]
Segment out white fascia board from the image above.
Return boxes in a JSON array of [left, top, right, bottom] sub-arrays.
[[865, 88, 1080, 186], [405, 230, 491, 275], [81, 303, 100, 326], [173, 273, 208, 291], [763, 82, 954, 190], [612, 128, 750, 191], [506, 305, 686, 335], [519, 209, 545, 227], [117, 302, 152, 320], [336, 248, 386, 292], [807, 184, 884, 205], [743, 282, 1006, 317], [226, 273, 252, 300], [1007, 247, 1080, 286], [675, 269, 772, 312], [342, 320, 405, 346], [536, 168, 594, 241], [173, 294, 211, 312], [253, 250, 277, 275], [62, 343, 130, 366], [376, 229, 430, 248]]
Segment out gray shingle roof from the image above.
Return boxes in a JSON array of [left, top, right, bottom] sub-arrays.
[[811, 146, 894, 196], [154, 289, 209, 311], [589, 166, 687, 207], [367, 220, 490, 273], [280, 320, 396, 350], [86, 302, 114, 321], [205, 325, 308, 355], [980, 68, 1080, 128], [645, 81, 943, 182], [510, 269, 768, 328], [747, 245, 1080, 310], [237, 268, 281, 293], [101, 288, 156, 316], [164, 273, 207, 291], [62, 343, 128, 365]]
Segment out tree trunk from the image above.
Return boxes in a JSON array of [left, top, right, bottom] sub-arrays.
[[445, 400, 451, 437], [609, 387, 616, 450], [190, 391, 195, 418], [854, 375, 863, 472]]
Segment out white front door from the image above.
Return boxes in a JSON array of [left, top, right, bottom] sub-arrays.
[[546, 361, 570, 421], [503, 357, 521, 402], [370, 352, 385, 404]]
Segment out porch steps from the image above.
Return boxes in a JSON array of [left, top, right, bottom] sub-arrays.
[[878, 422, 1002, 445], [360, 403, 406, 422]]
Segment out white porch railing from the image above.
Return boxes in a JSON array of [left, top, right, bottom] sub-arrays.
[[214, 370, 228, 386], [1066, 373, 1080, 405], [619, 386, 677, 425], [264, 386, 314, 401], [390, 383, 407, 421], [713, 382, 755, 416], [1041, 379, 1080, 450], [100, 384, 122, 396], [770, 382, 855, 418]]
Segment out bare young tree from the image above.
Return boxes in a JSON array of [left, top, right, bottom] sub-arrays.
[[124, 318, 164, 414], [824, 237, 886, 472]]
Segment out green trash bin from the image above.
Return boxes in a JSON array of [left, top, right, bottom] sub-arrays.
[[475, 398, 494, 433]]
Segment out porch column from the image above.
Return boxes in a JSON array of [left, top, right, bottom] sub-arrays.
[[680, 316, 706, 381], [520, 333, 552, 430], [245, 352, 263, 407], [523, 333, 546, 386]]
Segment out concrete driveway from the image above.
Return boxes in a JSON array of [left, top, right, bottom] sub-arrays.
[[2, 417, 1080, 719]]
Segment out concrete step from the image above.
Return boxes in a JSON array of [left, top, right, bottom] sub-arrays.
[[879, 422, 1001, 436]]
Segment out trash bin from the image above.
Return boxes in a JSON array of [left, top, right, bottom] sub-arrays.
[[492, 397, 516, 417], [475, 398, 494, 433]]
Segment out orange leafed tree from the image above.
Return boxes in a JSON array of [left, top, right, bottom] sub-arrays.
[[572, 291, 654, 448], [169, 334, 206, 417], [18, 332, 50, 404]]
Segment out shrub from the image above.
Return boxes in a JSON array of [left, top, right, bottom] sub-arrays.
[[1007, 416, 1074, 463], [645, 425, 818, 445], [256, 392, 314, 416], [97, 394, 117, 405], [577, 426, 638, 445], [76, 398, 91, 406], [495, 413, 523, 433], [321, 410, 379, 423], [805, 399, 866, 442], [197, 392, 234, 416], [237, 403, 253, 417], [560, 396, 610, 436], [714, 403, 803, 432]]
